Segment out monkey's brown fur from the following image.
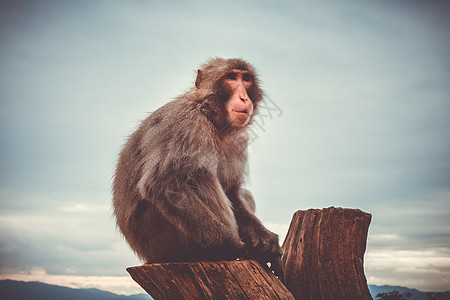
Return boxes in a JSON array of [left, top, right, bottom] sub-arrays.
[[113, 58, 282, 276]]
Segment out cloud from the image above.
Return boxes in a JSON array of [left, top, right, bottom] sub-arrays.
[[0, 191, 141, 277], [370, 234, 402, 242], [0, 267, 142, 295], [365, 248, 450, 291]]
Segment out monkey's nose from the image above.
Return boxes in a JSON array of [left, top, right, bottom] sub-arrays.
[[240, 92, 249, 102]]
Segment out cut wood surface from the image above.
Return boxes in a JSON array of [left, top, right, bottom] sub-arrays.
[[127, 259, 294, 300], [281, 207, 372, 300]]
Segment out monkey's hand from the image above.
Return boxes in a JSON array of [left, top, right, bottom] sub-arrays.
[[240, 222, 280, 255], [245, 241, 284, 281], [239, 222, 284, 280]]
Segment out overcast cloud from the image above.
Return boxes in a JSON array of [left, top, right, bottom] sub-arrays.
[[0, 0, 449, 294]]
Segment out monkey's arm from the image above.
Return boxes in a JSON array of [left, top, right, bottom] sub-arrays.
[[229, 188, 284, 278], [230, 189, 280, 253]]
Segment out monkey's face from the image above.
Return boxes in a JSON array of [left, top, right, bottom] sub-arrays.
[[222, 69, 254, 127]]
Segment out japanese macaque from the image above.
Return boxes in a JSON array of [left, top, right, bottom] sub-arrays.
[[113, 58, 282, 277]]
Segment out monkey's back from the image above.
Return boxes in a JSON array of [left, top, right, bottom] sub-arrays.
[[112, 97, 239, 262]]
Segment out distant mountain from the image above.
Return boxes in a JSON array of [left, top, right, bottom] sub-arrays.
[[369, 285, 427, 299], [2, 280, 449, 300], [0, 280, 151, 300], [369, 285, 450, 300]]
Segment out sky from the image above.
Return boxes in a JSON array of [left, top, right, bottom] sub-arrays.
[[0, 0, 449, 295]]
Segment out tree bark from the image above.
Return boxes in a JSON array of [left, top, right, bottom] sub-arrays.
[[127, 259, 294, 300], [281, 207, 372, 300]]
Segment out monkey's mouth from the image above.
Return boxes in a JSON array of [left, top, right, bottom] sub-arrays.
[[232, 110, 249, 114], [231, 109, 253, 126]]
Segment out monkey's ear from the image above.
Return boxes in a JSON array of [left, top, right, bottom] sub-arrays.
[[195, 69, 202, 89]]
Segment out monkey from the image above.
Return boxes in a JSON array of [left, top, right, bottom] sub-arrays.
[[113, 57, 283, 278]]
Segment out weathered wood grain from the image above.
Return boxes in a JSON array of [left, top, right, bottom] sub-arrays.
[[127, 259, 294, 300], [281, 207, 372, 300]]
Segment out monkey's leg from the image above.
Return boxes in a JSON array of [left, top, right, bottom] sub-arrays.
[[142, 168, 244, 259]]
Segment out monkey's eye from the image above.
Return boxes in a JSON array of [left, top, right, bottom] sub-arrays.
[[242, 73, 251, 82], [226, 72, 237, 80]]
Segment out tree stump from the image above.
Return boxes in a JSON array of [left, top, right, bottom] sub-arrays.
[[127, 259, 294, 300], [127, 207, 372, 299], [281, 207, 372, 300]]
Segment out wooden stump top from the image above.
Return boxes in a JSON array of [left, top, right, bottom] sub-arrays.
[[127, 259, 294, 300]]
